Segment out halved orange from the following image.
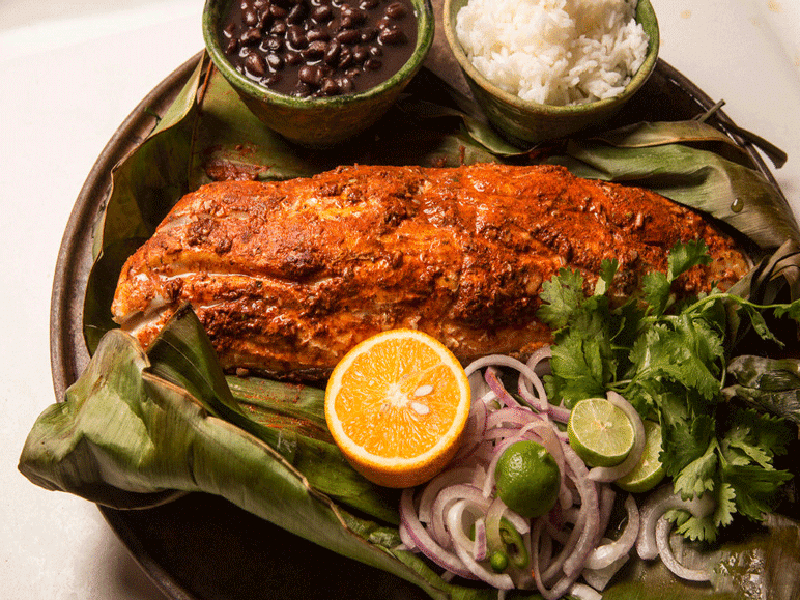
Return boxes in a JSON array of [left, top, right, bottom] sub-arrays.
[[324, 330, 471, 488]]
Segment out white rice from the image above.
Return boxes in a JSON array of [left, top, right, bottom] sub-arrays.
[[455, 0, 650, 106]]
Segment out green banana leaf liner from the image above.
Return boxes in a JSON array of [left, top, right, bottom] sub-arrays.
[[21, 54, 800, 600]]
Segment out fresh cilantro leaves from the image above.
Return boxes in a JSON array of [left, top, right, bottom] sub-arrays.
[[538, 242, 799, 542]]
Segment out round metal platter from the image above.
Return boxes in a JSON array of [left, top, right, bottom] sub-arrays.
[[50, 50, 784, 600]]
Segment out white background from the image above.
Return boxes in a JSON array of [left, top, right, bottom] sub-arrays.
[[1, 1, 798, 598]]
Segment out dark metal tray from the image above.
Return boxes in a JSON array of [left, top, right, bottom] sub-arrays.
[[50, 47, 784, 600]]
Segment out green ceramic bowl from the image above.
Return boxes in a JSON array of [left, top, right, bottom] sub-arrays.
[[203, 0, 434, 148], [443, 0, 659, 145]]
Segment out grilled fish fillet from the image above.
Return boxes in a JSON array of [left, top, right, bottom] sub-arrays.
[[112, 163, 749, 378]]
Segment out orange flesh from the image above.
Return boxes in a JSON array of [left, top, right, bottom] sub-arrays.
[[334, 338, 462, 459]]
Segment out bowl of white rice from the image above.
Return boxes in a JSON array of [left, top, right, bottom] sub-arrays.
[[443, 0, 659, 144]]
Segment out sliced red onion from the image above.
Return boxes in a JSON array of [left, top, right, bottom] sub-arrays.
[[486, 406, 539, 430], [468, 371, 491, 403], [517, 366, 549, 412], [636, 485, 715, 561], [581, 552, 629, 591], [569, 582, 603, 600], [516, 383, 543, 412], [532, 519, 580, 600], [538, 441, 599, 591], [447, 497, 490, 554], [599, 486, 617, 527], [418, 467, 477, 523], [526, 345, 552, 375], [471, 464, 487, 488], [398, 521, 417, 551], [454, 397, 489, 458], [478, 390, 500, 407], [560, 442, 600, 579], [482, 437, 518, 497], [473, 517, 488, 561], [466, 355, 548, 413], [465, 354, 541, 381], [399, 488, 475, 580], [588, 391, 646, 483], [531, 520, 553, 599], [484, 426, 527, 441], [523, 347, 553, 413], [485, 367, 520, 408], [586, 494, 639, 570], [655, 517, 712, 581], [447, 500, 515, 590], [430, 484, 487, 549], [484, 496, 505, 555], [547, 404, 571, 424], [403, 351, 655, 595], [490, 495, 531, 536]]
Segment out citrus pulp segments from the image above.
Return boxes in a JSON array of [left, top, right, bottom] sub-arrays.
[[567, 396, 635, 468], [324, 330, 471, 488]]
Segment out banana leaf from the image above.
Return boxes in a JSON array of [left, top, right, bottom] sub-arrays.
[[144, 304, 399, 523], [599, 514, 800, 600], [34, 50, 800, 600], [22, 307, 800, 600], [723, 355, 800, 424], [20, 315, 542, 600], [93, 55, 207, 258]]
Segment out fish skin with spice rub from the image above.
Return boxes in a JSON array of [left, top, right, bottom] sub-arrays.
[[111, 163, 750, 379]]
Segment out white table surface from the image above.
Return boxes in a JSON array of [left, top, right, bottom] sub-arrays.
[[1, 1, 798, 598]]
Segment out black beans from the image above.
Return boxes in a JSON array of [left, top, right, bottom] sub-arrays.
[[287, 2, 307, 24], [285, 50, 303, 65], [286, 25, 308, 49], [307, 28, 330, 42], [337, 76, 354, 93], [298, 64, 322, 85], [264, 35, 283, 52], [239, 27, 262, 45], [303, 40, 327, 59], [385, 1, 407, 19], [243, 8, 259, 25], [352, 45, 368, 63], [324, 40, 341, 64], [221, 0, 417, 98], [266, 53, 284, 70], [268, 4, 288, 18], [337, 48, 353, 69], [311, 5, 333, 23], [320, 78, 340, 95], [378, 24, 406, 45], [245, 53, 268, 76]]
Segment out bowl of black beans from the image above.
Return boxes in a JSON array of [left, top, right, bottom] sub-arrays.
[[203, 0, 434, 147]]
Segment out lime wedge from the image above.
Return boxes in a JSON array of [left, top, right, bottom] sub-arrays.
[[567, 397, 635, 468], [617, 420, 665, 493]]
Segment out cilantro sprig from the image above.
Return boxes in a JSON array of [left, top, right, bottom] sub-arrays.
[[539, 241, 798, 542]]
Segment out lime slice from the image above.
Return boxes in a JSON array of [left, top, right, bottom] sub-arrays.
[[617, 420, 665, 493], [567, 397, 635, 468]]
